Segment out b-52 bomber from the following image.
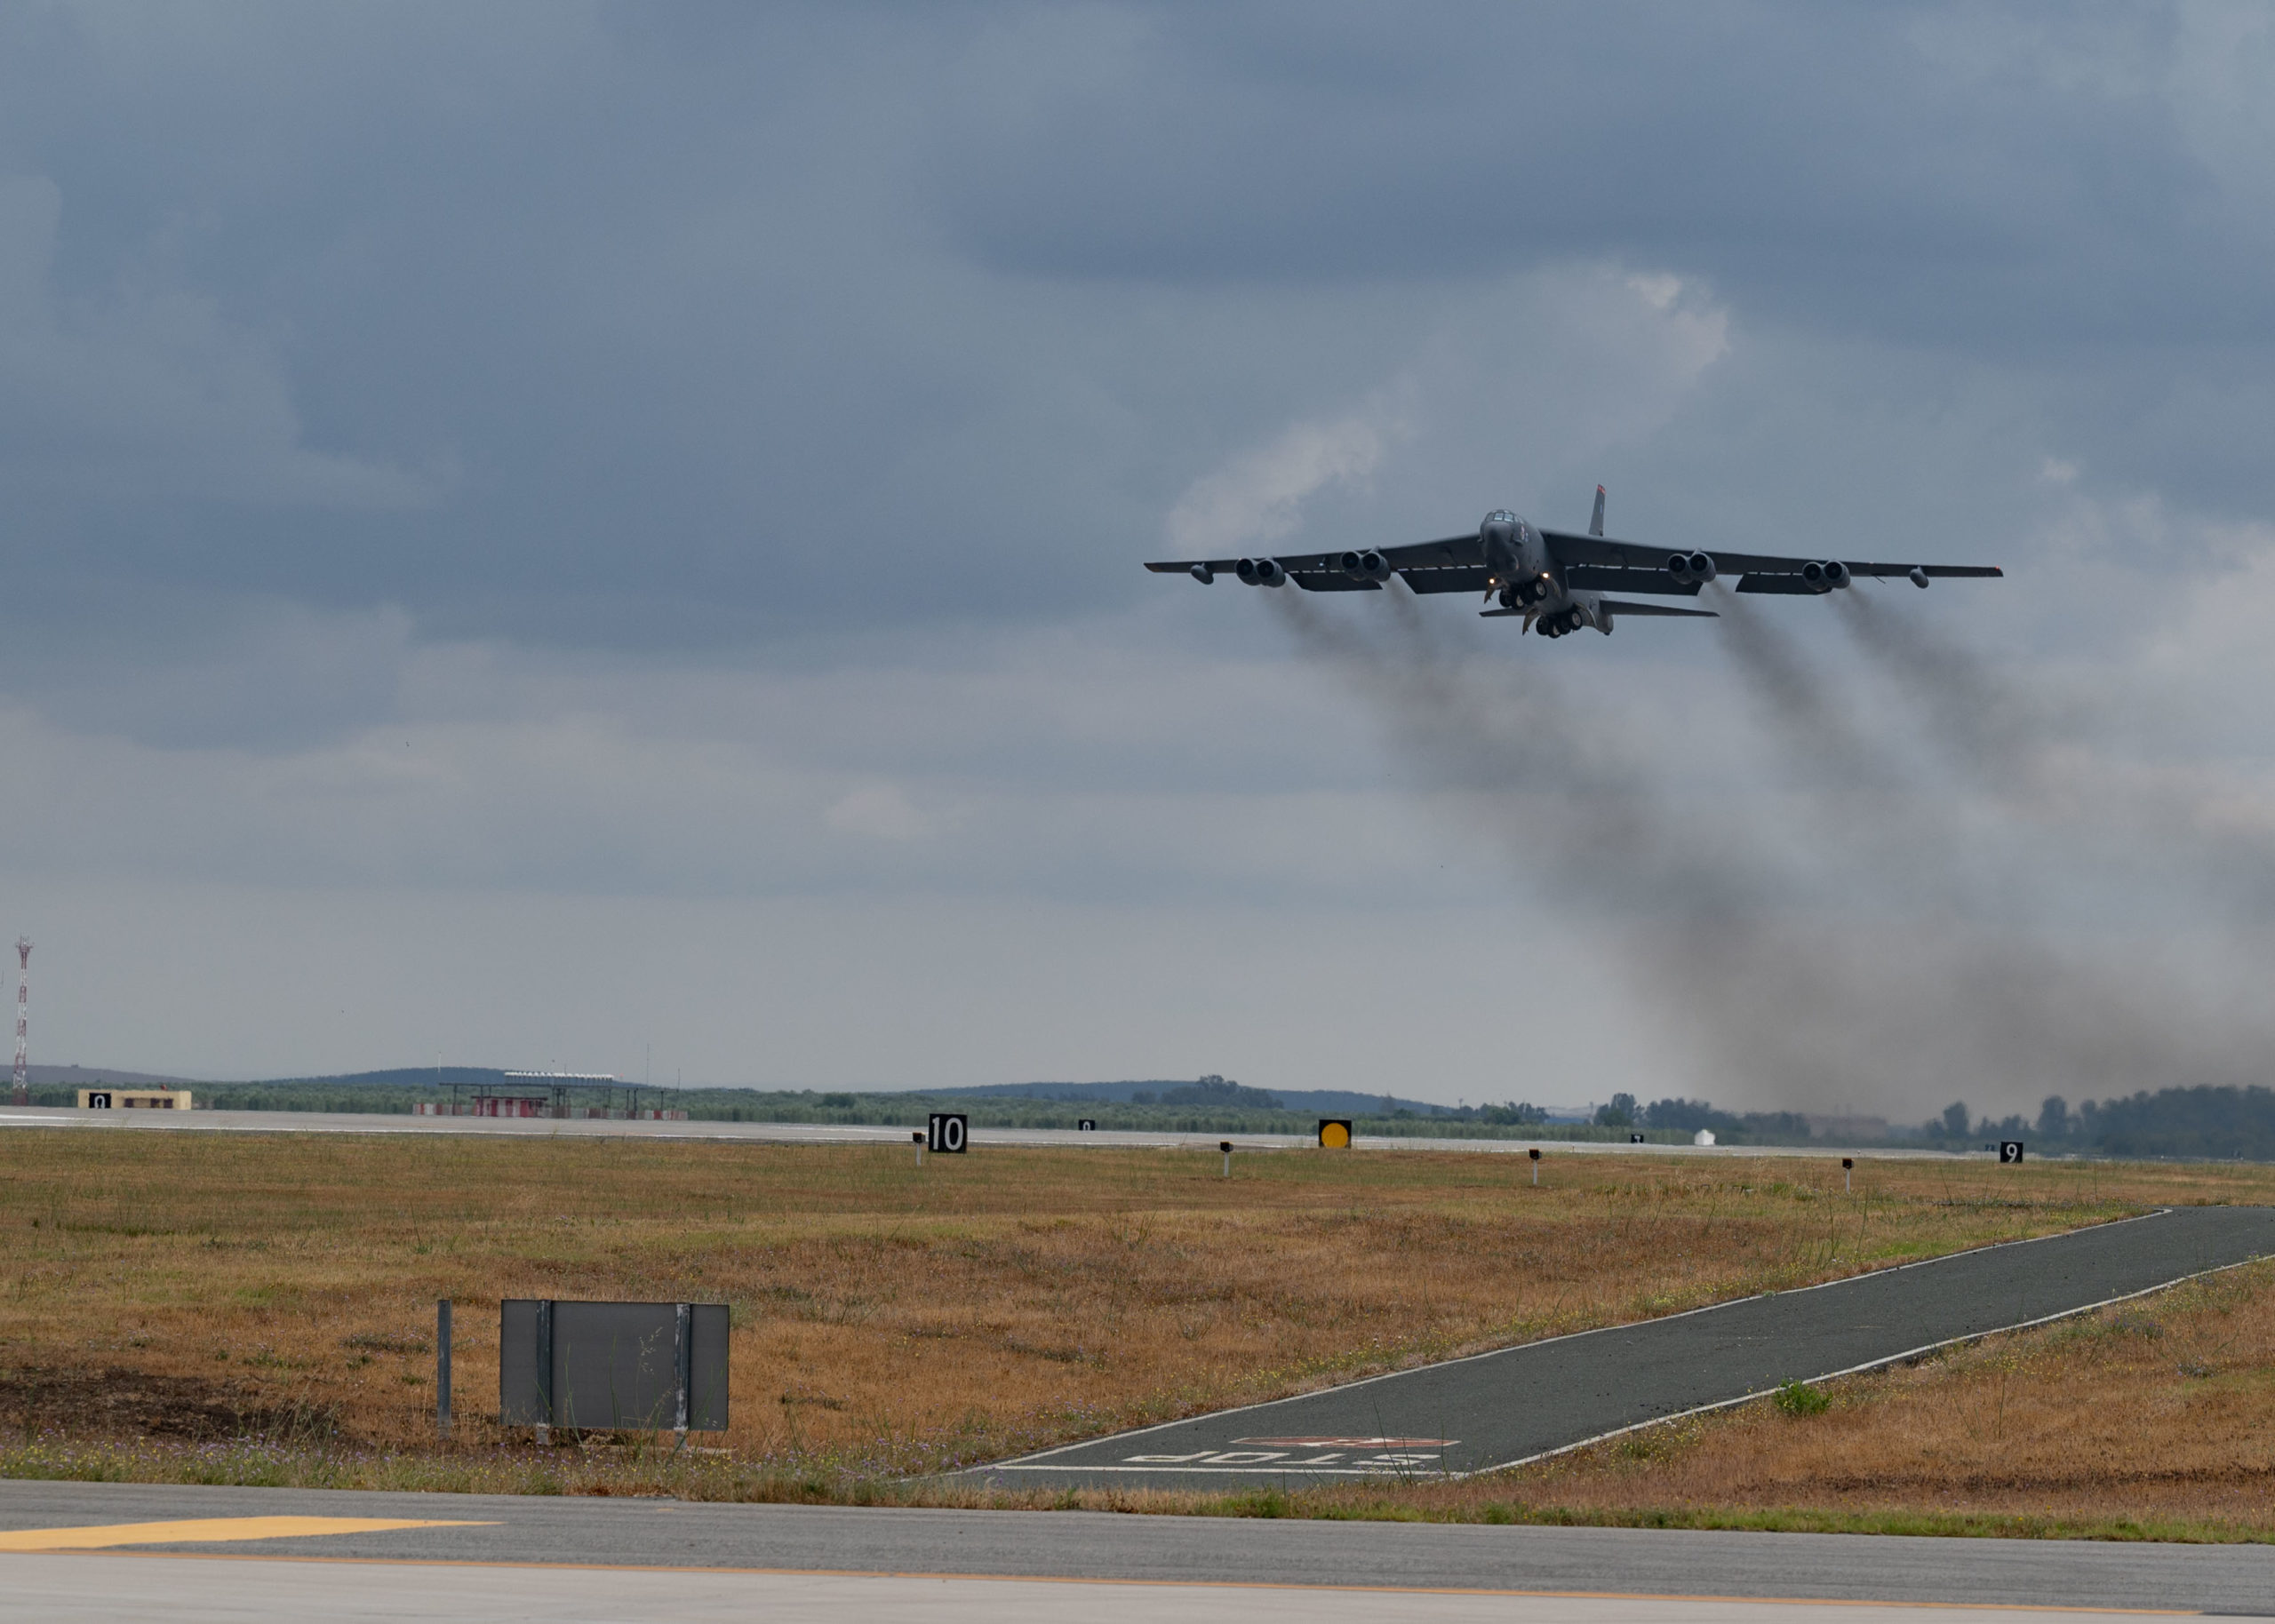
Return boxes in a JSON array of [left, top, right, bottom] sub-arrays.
[[1145, 487, 2002, 639]]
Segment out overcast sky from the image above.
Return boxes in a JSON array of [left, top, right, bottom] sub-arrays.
[[4, 3, 2274, 1119]]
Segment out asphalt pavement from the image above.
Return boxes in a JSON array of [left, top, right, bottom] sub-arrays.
[[0, 1481, 2271, 1619], [972, 1205, 2275, 1489]]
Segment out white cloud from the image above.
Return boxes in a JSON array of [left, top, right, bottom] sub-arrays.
[[1165, 394, 1408, 557]]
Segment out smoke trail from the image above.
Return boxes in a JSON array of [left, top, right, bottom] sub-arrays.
[[1834, 588, 2275, 920], [1722, 591, 2275, 1104], [1269, 578, 2275, 1120], [1270, 586, 1854, 1102], [1703, 591, 2275, 1111]]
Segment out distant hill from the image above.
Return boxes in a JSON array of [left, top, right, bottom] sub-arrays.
[[928, 1078, 1462, 1117], [246, 1067, 516, 1090], [20, 1064, 521, 1091], [23, 1063, 209, 1090]]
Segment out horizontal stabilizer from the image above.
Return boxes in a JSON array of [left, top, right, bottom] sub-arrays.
[[1596, 598, 1718, 618]]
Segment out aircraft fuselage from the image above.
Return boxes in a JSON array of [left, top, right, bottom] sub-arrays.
[[1481, 510, 1594, 637]]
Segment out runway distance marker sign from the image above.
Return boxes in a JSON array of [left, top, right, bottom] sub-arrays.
[[927, 1113, 968, 1153], [2000, 1141, 2025, 1163]]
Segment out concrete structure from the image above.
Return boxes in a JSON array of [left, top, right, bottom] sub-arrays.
[[406, 1071, 686, 1120], [76, 1087, 191, 1110]]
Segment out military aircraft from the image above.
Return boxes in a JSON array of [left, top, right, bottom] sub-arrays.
[[1145, 487, 2002, 638]]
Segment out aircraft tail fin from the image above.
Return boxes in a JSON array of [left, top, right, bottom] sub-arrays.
[[1589, 485, 1606, 537]]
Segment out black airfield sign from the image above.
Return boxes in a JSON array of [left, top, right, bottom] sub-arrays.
[[927, 1112, 969, 1153], [1077, 1119, 1097, 1132], [1999, 1141, 2025, 1164]]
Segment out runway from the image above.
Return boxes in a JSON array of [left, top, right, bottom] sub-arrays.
[[0, 1103, 1958, 1161], [970, 1205, 2275, 1489], [0, 1482, 2270, 1620]]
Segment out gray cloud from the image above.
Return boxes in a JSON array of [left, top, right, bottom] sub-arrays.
[[0, 4, 2271, 1108]]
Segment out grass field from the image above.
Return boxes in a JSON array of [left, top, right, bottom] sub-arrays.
[[1, 1128, 2270, 1534]]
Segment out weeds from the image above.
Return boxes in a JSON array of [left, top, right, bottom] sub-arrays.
[[1772, 1379, 1831, 1416]]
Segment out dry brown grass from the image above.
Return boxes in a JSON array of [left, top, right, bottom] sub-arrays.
[[0, 1131, 2268, 1482]]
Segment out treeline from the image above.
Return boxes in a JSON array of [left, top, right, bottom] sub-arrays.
[[25, 1077, 1673, 1142], [44, 1071, 2275, 1159], [1579, 1093, 1816, 1145], [1926, 1087, 2275, 1161]]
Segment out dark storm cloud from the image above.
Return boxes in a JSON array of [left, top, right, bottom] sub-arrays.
[[932, 5, 2253, 347], [0, 0, 2269, 699]]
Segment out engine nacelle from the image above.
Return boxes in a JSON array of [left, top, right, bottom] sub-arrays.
[[1823, 560, 1850, 589], [1236, 557, 1285, 587], [1665, 552, 1693, 585], [1801, 560, 1828, 591], [1687, 551, 1718, 584], [1361, 549, 1391, 582]]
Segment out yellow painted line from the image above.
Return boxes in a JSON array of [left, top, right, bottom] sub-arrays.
[[0, 1517, 495, 1552]]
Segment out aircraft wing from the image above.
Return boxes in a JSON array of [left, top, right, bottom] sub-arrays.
[[1145, 526, 2000, 595], [1540, 529, 2003, 592], [1143, 534, 1485, 593]]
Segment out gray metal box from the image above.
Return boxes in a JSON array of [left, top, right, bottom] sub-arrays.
[[500, 1299, 729, 1430]]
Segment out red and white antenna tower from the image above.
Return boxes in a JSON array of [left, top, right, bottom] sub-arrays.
[[12, 938, 29, 1106]]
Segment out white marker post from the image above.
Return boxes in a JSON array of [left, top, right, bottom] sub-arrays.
[[1842, 1157, 1854, 1196], [1529, 1146, 1541, 1186], [913, 1130, 925, 1167], [1219, 1140, 1233, 1178]]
